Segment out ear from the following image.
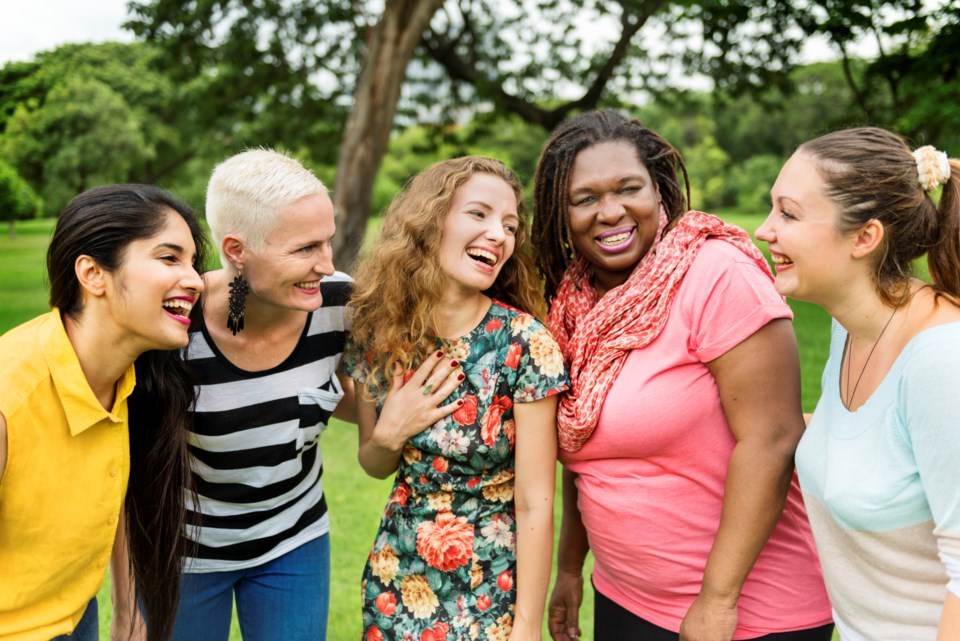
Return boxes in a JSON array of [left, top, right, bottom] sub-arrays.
[[221, 234, 246, 270], [74, 255, 108, 298], [851, 219, 885, 259]]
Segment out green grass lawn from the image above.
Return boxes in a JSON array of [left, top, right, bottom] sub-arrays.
[[2, 213, 831, 640]]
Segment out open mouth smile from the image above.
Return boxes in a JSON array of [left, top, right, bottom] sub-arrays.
[[162, 297, 195, 325], [466, 248, 499, 267], [595, 226, 636, 253], [295, 280, 322, 291]]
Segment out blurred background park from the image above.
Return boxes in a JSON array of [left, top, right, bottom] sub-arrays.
[[0, 0, 957, 638]]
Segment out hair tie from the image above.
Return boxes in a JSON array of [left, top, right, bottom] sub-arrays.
[[913, 145, 951, 192]]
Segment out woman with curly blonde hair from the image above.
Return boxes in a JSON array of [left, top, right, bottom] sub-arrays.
[[343, 156, 568, 641]]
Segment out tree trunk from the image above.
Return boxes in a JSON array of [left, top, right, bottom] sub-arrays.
[[332, 0, 444, 272]]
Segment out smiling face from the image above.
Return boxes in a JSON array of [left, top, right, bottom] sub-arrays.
[[755, 151, 858, 306], [438, 173, 519, 298], [106, 208, 204, 352], [241, 191, 336, 311], [567, 140, 662, 294]]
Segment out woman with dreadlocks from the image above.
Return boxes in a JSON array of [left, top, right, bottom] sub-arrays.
[[532, 110, 832, 641]]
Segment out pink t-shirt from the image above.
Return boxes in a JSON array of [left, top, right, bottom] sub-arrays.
[[560, 240, 832, 638]]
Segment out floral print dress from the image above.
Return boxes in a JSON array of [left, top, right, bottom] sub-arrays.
[[343, 300, 568, 641]]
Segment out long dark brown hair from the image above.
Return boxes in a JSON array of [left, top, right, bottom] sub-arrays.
[[532, 109, 691, 301], [48, 184, 207, 641], [799, 127, 960, 307]]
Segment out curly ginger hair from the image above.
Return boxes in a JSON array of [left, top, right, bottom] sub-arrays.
[[349, 156, 546, 399]]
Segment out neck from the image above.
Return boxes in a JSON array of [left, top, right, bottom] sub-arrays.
[[207, 270, 308, 338], [823, 280, 897, 341], [437, 289, 491, 339], [62, 310, 136, 411], [591, 270, 630, 300]]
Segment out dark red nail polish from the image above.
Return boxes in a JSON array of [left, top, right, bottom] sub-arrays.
[[457, 399, 464, 406], [457, 374, 465, 381], [435, 350, 444, 358], [450, 360, 459, 367]]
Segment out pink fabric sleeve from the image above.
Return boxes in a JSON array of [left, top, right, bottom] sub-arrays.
[[682, 240, 793, 363]]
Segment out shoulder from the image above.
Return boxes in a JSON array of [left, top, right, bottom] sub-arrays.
[[0, 313, 53, 382], [679, 238, 781, 308], [900, 322, 960, 376], [490, 300, 550, 338], [0, 314, 60, 423], [688, 238, 770, 279]]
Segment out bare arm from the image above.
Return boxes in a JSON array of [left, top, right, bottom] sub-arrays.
[[509, 395, 559, 641], [938, 592, 960, 641], [110, 511, 147, 641], [547, 467, 590, 641], [332, 373, 358, 423], [357, 353, 464, 479], [680, 319, 805, 641]]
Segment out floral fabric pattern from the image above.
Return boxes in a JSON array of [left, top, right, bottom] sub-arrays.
[[342, 301, 568, 641]]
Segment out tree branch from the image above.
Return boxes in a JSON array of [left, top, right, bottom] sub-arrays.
[[423, 0, 662, 130]]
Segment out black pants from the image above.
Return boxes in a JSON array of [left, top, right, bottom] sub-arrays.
[[594, 585, 834, 641]]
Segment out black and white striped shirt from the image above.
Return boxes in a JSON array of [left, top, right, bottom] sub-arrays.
[[182, 272, 351, 572]]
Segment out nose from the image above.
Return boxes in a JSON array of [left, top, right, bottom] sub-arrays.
[[313, 245, 335, 277], [484, 219, 507, 245], [185, 265, 205, 295], [597, 194, 626, 223], [755, 212, 775, 243]]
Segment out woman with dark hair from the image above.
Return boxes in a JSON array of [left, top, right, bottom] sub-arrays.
[[344, 156, 567, 641], [533, 110, 832, 641], [756, 128, 960, 640], [0, 184, 206, 641]]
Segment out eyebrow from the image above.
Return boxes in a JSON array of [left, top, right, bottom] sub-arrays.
[[775, 195, 803, 210], [155, 242, 186, 253], [463, 200, 494, 209], [570, 175, 646, 194]]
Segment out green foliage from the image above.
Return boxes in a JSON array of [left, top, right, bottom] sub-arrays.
[[371, 115, 550, 217], [3, 77, 151, 215], [0, 160, 40, 229], [0, 42, 196, 215], [125, 0, 355, 170], [723, 155, 785, 214]]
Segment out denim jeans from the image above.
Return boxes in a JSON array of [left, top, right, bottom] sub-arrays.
[[171, 534, 330, 641], [50, 597, 98, 641]]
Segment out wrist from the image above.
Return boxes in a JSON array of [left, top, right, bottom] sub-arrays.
[[369, 423, 405, 454], [556, 559, 585, 576], [696, 584, 741, 609]]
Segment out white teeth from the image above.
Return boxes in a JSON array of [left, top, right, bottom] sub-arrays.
[[599, 232, 630, 245], [466, 248, 496, 265], [162, 300, 193, 317], [772, 256, 793, 265], [296, 281, 320, 289]]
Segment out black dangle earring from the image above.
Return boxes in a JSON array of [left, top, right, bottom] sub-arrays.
[[226, 271, 250, 335]]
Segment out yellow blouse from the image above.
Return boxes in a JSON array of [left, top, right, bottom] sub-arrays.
[[0, 310, 135, 641]]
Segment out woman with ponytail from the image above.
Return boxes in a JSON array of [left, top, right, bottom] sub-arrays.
[[757, 127, 960, 640]]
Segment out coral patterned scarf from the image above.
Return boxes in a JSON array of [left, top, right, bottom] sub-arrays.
[[548, 210, 771, 452]]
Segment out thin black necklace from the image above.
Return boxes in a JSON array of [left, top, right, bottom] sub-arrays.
[[843, 307, 897, 409]]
